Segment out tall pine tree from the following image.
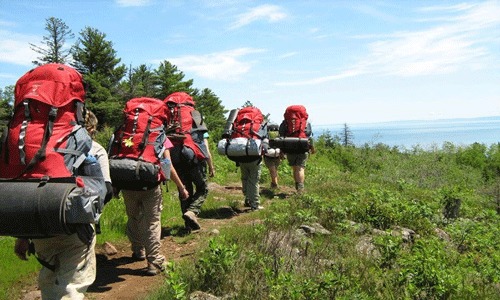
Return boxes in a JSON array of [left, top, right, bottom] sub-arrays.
[[30, 17, 74, 66], [71, 26, 126, 127]]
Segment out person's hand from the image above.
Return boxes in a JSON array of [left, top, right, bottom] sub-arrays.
[[310, 145, 316, 154], [209, 166, 215, 177], [179, 186, 189, 200], [14, 238, 30, 261]]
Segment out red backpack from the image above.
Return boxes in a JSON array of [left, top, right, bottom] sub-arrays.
[[108, 97, 169, 190], [0, 63, 105, 238], [231, 106, 265, 140], [163, 92, 206, 164], [217, 106, 267, 162], [283, 105, 309, 138]]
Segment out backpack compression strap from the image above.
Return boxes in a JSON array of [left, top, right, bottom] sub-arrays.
[[18, 99, 31, 165], [15, 105, 58, 179]]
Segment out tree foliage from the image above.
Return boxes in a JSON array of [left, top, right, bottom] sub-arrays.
[[194, 88, 228, 139], [2, 17, 227, 135], [0, 86, 14, 128], [153, 60, 195, 99], [30, 17, 74, 66], [71, 26, 127, 127]]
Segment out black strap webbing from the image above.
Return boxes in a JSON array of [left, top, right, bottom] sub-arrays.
[[14, 106, 58, 179]]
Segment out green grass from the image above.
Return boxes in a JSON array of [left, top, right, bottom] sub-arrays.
[[5, 140, 500, 299]]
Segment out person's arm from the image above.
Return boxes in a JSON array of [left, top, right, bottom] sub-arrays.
[[163, 149, 189, 200], [306, 122, 316, 154], [204, 138, 215, 177], [94, 142, 113, 203]]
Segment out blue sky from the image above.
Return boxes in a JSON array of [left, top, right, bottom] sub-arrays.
[[0, 0, 499, 126]]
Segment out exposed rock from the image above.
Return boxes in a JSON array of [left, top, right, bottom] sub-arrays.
[[392, 226, 417, 243], [434, 228, 451, 242], [22, 290, 41, 300], [103, 242, 118, 256], [355, 235, 381, 259], [299, 223, 332, 235], [189, 290, 220, 300]]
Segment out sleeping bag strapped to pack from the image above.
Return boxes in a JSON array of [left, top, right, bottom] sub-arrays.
[[217, 106, 267, 163], [163, 92, 206, 167], [271, 105, 312, 154], [108, 97, 169, 191], [0, 63, 106, 238]]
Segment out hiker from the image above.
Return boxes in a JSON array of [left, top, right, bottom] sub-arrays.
[[108, 97, 188, 276], [264, 123, 282, 189], [7, 64, 108, 299], [85, 110, 113, 206], [121, 137, 188, 275], [203, 132, 215, 178], [278, 105, 315, 193], [217, 106, 269, 210], [164, 92, 208, 232]]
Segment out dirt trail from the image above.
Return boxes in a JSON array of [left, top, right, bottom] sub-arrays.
[[22, 182, 294, 300]]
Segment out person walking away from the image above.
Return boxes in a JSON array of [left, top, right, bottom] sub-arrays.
[[278, 105, 314, 193], [164, 92, 208, 232], [121, 137, 188, 275], [10, 64, 108, 300], [108, 97, 188, 276], [217, 106, 269, 210], [264, 123, 282, 189]]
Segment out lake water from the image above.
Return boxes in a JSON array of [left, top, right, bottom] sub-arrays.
[[313, 117, 500, 149]]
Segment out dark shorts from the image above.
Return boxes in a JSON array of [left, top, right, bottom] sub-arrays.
[[286, 152, 308, 167]]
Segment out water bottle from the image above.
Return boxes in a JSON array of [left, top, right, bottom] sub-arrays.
[[82, 154, 103, 177], [160, 157, 171, 180]]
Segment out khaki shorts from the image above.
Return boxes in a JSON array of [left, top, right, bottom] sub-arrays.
[[286, 152, 308, 167], [264, 156, 281, 169]]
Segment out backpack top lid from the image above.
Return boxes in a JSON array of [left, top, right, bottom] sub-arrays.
[[124, 97, 168, 119], [284, 105, 308, 119], [163, 91, 195, 107], [283, 105, 309, 138], [231, 106, 265, 139], [14, 63, 85, 109], [236, 106, 264, 123]]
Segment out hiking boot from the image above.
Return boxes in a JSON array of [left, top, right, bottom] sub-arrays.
[[131, 250, 146, 261], [146, 262, 165, 276], [271, 183, 278, 189], [182, 211, 201, 231]]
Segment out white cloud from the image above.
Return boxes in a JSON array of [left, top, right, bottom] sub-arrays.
[[115, 0, 151, 7], [0, 30, 38, 66], [230, 4, 286, 29], [280, 1, 500, 86], [279, 52, 298, 59], [168, 48, 266, 81]]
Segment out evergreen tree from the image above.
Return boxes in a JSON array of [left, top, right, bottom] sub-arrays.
[[0, 85, 14, 128], [340, 123, 354, 147], [128, 64, 158, 98], [30, 17, 74, 66], [71, 26, 127, 127], [193, 88, 227, 139], [153, 60, 194, 99]]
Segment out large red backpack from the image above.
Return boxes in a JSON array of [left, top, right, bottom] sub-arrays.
[[0, 63, 105, 238], [217, 106, 267, 163], [231, 106, 265, 140], [271, 105, 311, 154], [163, 92, 206, 165], [108, 97, 169, 190], [283, 105, 309, 138]]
